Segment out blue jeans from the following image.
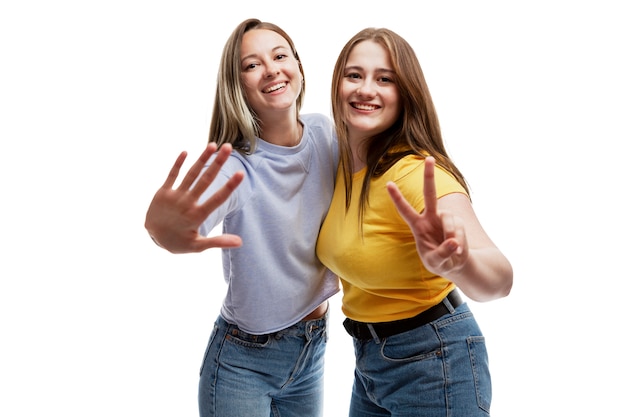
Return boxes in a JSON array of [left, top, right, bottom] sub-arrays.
[[198, 313, 328, 417], [349, 303, 491, 417]]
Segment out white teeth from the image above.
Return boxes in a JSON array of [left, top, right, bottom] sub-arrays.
[[353, 103, 378, 111], [264, 82, 286, 93]]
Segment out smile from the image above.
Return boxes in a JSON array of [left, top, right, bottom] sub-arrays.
[[351, 102, 380, 111], [263, 82, 287, 93]]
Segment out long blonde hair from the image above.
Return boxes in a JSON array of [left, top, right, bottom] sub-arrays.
[[209, 18, 306, 153], [331, 27, 469, 219]]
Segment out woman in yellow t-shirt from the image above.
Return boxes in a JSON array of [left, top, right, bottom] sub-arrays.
[[317, 27, 513, 417]]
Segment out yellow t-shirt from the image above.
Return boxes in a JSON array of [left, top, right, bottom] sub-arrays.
[[317, 155, 468, 322]]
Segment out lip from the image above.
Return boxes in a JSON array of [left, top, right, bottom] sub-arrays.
[[350, 102, 381, 111], [262, 81, 288, 94]]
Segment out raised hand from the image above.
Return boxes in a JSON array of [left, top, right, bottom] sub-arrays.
[[386, 156, 469, 277], [145, 143, 245, 254]]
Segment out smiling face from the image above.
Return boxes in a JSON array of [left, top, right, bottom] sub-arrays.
[[240, 29, 303, 121], [339, 40, 401, 143]]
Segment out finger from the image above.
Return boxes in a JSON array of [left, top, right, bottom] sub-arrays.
[[190, 234, 243, 253], [423, 238, 459, 271], [178, 142, 219, 191], [422, 156, 438, 216], [161, 151, 188, 189], [386, 181, 420, 224], [441, 212, 466, 255], [198, 170, 245, 215], [440, 211, 457, 243], [190, 143, 234, 200]]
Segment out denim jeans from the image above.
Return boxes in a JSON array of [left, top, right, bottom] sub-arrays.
[[198, 313, 328, 417], [349, 303, 491, 417]]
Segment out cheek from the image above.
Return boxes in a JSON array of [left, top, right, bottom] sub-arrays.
[[294, 70, 304, 92], [296, 65, 304, 83], [296, 70, 306, 96], [339, 90, 352, 114], [241, 71, 259, 90], [386, 91, 402, 118], [241, 77, 253, 93], [338, 83, 351, 102], [391, 103, 402, 121]]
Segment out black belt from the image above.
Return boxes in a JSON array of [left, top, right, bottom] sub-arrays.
[[343, 289, 463, 340]]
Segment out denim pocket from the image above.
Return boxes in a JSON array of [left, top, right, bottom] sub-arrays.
[[380, 325, 442, 362], [467, 336, 492, 412]]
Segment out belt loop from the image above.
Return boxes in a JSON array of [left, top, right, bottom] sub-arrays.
[[367, 323, 381, 344], [442, 294, 456, 314]]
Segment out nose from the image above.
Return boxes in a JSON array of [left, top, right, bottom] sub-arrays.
[[265, 62, 280, 78], [356, 79, 375, 97]]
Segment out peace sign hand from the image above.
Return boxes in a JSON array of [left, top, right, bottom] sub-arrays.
[[386, 156, 469, 277], [145, 143, 245, 254]]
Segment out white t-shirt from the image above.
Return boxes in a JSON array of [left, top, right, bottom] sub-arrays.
[[199, 113, 339, 334]]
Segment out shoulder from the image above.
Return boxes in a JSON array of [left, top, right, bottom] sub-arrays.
[[390, 155, 457, 181], [301, 112, 331, 125], [210, 149, 261, 176], [300, 113, 337, 152], [390, 155, 468, 198], [387, 154, 426, 182], [301, 113, 334, 135]]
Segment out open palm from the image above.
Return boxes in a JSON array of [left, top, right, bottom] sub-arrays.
[[145, 143, 244, 253]]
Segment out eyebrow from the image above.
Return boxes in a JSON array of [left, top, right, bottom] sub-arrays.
[[241, 45, 290, 62], [344, 65, 395, 74]]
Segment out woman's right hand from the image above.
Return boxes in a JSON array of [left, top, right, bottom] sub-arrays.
[[144, 143, 245, 253], [387, 156, 512, 301]]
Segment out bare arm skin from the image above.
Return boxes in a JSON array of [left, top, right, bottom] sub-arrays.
[[145, 143, 245, 254], [386, 156, 513, 302]]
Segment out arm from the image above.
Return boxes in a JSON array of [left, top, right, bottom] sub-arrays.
[[144, 143, 245, 254], [386, 157, 513, 302]]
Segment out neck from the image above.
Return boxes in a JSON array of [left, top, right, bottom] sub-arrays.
[[259, 113, 302, 147], [349, 136, 367, 172]]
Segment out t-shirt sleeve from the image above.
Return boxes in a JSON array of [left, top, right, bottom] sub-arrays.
[[392, 157, 468, 214]]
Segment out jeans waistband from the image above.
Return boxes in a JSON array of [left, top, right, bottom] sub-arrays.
[[219, 311, 328, 343], [343, 289, 463, 341]]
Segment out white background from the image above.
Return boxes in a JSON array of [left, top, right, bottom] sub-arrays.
[[1, 1, 624, 416]]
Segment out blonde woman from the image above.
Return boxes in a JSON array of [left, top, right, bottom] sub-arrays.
[[146, 19, 338, 417]]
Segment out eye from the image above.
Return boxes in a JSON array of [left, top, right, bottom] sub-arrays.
[[275, 54, 287, 60], [345, 72, 361, 80], [242, 61, 260, 71], [378, 75, 394, 83]]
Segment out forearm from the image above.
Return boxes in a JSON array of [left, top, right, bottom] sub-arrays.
[[447, 247, 513, 302]]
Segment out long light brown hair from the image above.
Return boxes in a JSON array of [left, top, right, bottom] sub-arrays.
[[209, 18, 305, 153], [331, 27, 469, 220]]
